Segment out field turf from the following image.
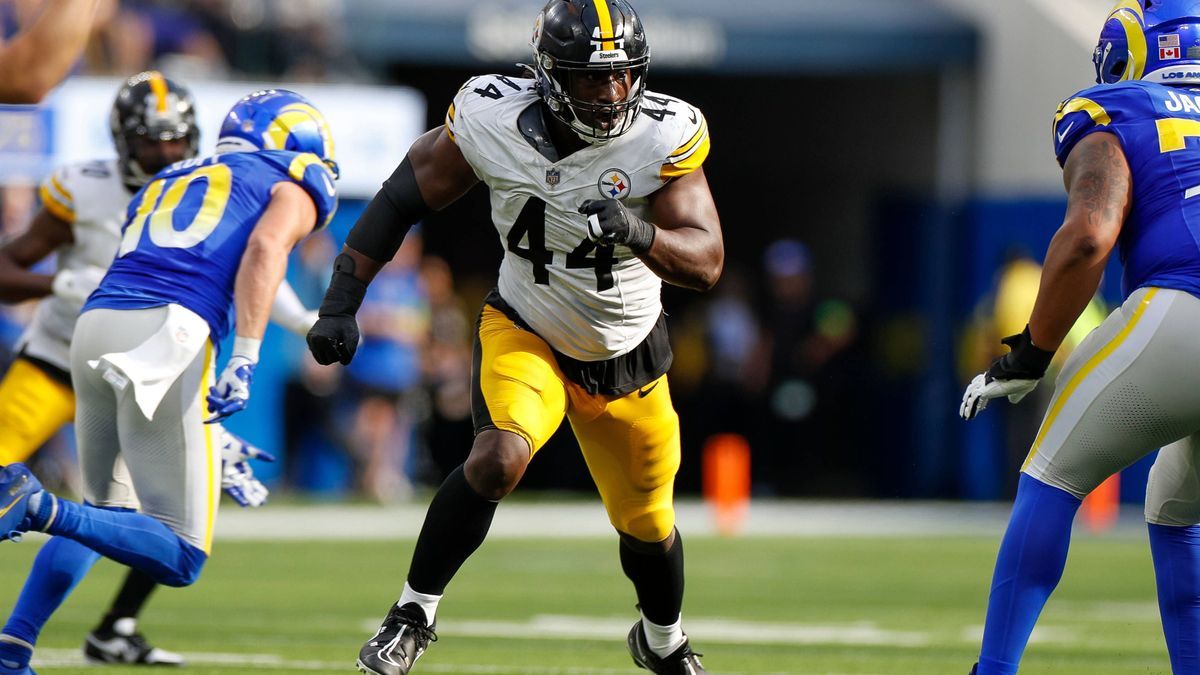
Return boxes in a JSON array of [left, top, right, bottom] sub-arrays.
[[0, 535, 1170, 674]]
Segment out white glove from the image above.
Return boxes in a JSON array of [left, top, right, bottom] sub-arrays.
[[51, 266, 107, 304], [959, 373, 1039, 420], [219, 426, 276, 508], [206, 354, 256, 423]]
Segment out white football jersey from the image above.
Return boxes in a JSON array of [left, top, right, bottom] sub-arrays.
[[18, 159, 128, 371], [446, 75, 710, 361]]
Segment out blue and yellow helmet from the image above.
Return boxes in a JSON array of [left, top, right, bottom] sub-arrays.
[[216, 89, 339, 178], [1095, 0, 1200, 85]]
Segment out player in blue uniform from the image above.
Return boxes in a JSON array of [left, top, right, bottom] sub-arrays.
[[0, 89, 337, 675], [961, 2, 1200, 673]]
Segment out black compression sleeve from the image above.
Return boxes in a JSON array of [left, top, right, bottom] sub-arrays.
[[345, 156, 432, 262]]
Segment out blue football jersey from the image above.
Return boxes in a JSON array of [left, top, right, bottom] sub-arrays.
[[1055, 80, 1200, 300], [85, 150, 337, 341]]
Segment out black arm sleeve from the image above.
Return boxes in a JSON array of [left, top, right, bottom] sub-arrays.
[[345, 155, 432, 262]]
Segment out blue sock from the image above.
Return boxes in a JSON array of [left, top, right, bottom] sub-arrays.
[[1149, 522, 1200, 673], [0, 536, 101, 666], [0, 635, 33, 671], [977, 473, 1082, 675], [32, 494, 207, 587]]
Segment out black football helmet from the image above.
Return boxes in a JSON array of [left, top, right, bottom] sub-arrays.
[[532, 0, 649, 143], [110, 71, 200, 189]]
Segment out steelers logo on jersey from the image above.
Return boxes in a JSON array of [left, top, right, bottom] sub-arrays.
[[598, 169, 632, 200]]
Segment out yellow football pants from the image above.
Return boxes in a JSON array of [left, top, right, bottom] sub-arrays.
[[0, 357, 76, 465], [474, 305, 681, 543]]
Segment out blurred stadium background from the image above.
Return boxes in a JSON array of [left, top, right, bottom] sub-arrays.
[[0, 1, 1173, 673]]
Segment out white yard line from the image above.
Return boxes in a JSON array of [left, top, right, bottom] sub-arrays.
[[360, 614, 930, 648], [30, 647, 805, 674], [199, 500, 1150, 541]]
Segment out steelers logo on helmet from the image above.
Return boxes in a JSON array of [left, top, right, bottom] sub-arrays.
[[1094, 0, 1200, 86], [532, 0, 650, 144], [598, 168, 632, 200]]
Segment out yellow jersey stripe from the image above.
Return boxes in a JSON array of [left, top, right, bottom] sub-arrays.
[[661, 133, 711, 180], [50, 175, 74, 203], [1022, 288, 1160, 470], [671, 119, 709, 159], [38, 184, 74, 222], [594, 0, 616, 51], [447, 103, 456, 122], [1055, 97, 1111, 128], [148, 71, 169, 113], [201, 341, 216, 554]]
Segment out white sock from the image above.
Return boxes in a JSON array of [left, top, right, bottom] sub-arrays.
[[641, 613, 685, 658], [398, 582, 442, 625]]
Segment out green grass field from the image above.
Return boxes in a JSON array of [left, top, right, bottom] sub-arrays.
[[0, 535, 1170, 674]]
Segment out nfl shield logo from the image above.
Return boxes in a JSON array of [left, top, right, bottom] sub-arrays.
[[545, 169, 561, 187]]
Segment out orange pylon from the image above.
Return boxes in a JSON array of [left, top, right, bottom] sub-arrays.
[[703, 434, 750, 536], [1081, 473, 1120, 533]]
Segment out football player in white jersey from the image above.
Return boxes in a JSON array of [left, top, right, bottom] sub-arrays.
[[0, 71, 310, 668], [307, 2, 721, 673]]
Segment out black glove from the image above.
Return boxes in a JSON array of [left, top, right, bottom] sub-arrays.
[[306, 253, 367, 366], [987, 325, 1055, 382], [578, 199, 656, 253]]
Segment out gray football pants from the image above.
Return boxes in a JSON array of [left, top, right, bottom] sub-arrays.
[[1022, 287, 1200, 526], [69, 306, 220, 552]]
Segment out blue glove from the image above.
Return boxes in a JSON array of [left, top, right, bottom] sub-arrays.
[[206, 355, 256, 423], [219, 427, 276, 508]]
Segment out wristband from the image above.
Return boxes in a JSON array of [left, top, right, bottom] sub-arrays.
[[625, 214, 656, 254], [232, 336, 262, 363], [319, 252, 368, 317]]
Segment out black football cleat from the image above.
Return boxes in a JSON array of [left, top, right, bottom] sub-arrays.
[[83, 618, 184, 665], [356, 603, 437, 675], [627, 620, 706, 674]]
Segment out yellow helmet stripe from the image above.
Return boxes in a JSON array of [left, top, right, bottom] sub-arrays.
[[148, 71, 169, 113], [1113, 8, 1142, 79], [1110, 0, 1144, 20], [594, 0, 616, 51]]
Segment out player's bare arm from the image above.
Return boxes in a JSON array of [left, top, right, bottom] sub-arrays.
[[641, 167, 723, 291], [232, 182, 318, 341], [309, 126, 477, 365], [340, 126, 479, 283], [1028, 131, 1132, 350], [0, 0, 102, 103], [0, 208, 73, 302]]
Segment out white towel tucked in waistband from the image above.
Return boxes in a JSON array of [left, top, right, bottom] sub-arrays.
[[88, 304, 210, 421]]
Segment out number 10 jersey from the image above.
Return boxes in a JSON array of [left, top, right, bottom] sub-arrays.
[[446, 74, 710, 362], [84, 150, 338, 342]]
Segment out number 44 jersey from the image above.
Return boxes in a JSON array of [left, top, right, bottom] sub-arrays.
[[85, 150, 338, 342], [446, 74, 710, 362], [1054, 80, 1200, 300]]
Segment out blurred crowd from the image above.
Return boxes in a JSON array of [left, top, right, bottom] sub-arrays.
[[1, 0, 360, 82]]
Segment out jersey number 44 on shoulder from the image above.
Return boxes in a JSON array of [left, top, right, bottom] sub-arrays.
[[507, 196, 616, 292]]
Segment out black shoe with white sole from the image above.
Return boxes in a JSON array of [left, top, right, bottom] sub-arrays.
[[356, 603, 437, 675], [83, 618, 184, 666], [627, 620, 705, 674]]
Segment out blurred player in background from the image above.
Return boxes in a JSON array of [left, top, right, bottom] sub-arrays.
[[0, 87, 337, 675], [308, 1, 721, 673], [960, 1, 1200, 672], [0, 0, 101, 103]]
